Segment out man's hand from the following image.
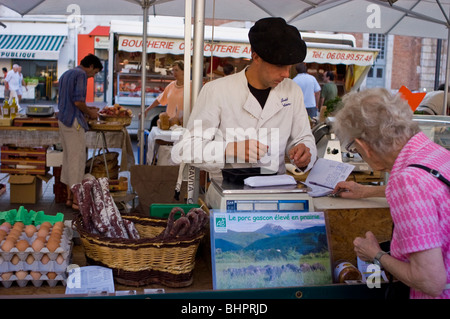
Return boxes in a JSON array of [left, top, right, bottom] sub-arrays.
[[288, 143, 311, 169], [86, 106, 99, 120], [225, 139, 268, 163]]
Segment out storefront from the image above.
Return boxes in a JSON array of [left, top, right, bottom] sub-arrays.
[[107, 20, 378, 132], [0, 22, 68, 102], [77, 26, 110, 104]]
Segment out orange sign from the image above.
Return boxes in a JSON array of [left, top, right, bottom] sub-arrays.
[[398, 86, 426, 111]]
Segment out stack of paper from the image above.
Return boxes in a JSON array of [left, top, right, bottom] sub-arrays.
[[243, 174, 297, 187]]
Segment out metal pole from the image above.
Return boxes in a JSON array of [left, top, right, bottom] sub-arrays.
[[186, 0, 205, 204], [191, 0, 205, 105], [183, 0, 192, 125], [444, 26, 450, 115], [435, 39, 442, 91], [139, 1, 150, 164]]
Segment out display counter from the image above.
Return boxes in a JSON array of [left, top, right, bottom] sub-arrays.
[[0, 125, 135, 171], [0, 211, 390, 299], [0, 126, 125, 148]]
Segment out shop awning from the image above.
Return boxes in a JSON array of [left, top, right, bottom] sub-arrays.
[[0, 35, 66, 60]]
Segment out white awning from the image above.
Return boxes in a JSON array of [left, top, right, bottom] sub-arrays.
[[0, 34, 66, 60]]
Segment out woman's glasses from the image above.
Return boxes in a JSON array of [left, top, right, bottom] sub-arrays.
[[345, 140, 358, 154]]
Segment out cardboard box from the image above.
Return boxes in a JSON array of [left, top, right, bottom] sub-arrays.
[[8, 174, 52, 204], [46, 149, 63, 167], [0, 117, 13, 126]]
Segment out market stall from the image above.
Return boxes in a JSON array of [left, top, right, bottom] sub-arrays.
[[0, 195, 392, 299], [107, 20, 378, 133]]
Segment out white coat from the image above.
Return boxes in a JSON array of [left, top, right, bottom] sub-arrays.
[[174, 68, 317, 176]]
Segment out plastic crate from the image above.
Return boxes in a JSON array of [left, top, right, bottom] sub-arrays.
[[0, 206, 64, 226], [149, 203, 200, 219]]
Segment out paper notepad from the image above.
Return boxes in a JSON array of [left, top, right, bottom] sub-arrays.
[[303, 158, 355, 197], [244, 174, 297, 187]]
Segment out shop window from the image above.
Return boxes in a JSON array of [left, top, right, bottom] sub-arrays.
[[13, 59, 57, 101]]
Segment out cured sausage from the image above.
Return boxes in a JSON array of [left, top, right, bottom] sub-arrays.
[[98, 177, 129, 239], [187, 207, 208, 235], [123, 219, 140, 239], [169, 216, 191, 237], [161, 207, 185, 239], [71, 183, 95, 234], [186, 210, 199, 236], [83, 179, 109, 235], [90, 178, 113, 236]]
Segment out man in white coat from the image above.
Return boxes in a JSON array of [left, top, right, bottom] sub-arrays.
[[174, 17, 316, 180]]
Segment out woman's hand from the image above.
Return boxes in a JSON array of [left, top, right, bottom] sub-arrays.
[[353, 231, 382, 262], [139, 109, 147, 120], [332, 181, 386, 199], [332, 181, 367, 199]]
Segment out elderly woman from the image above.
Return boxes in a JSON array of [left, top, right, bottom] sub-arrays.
[[332, 88, 450, 299]]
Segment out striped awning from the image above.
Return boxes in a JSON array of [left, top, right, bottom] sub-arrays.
[[0, 35, 66, 60]]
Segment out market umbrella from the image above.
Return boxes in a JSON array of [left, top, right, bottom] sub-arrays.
[[289, 0, 450, 115]]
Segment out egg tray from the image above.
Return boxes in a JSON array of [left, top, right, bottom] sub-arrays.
[[0, 226, 73, 272], [0, 243, 72, 273], [0, 271, 67, 288]]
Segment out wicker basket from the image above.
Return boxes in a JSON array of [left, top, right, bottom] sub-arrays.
[[85, 151, 119, 179], [98, 113, 133, 126], [74, 214, 205, 287]]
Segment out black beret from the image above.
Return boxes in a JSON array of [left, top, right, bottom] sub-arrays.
[[248, 17, 307, 65]]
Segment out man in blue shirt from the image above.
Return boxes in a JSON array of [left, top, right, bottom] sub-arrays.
[[292, 62, 321, 119], [57, 54, 103, 210]]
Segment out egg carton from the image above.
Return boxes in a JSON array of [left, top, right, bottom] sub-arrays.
[[0, 226, 73, 262], [0, 271, 67, 288], [0, 244, 72, 273]]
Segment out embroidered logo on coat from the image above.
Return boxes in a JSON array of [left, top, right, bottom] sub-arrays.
[[281, 98, 291, 107]]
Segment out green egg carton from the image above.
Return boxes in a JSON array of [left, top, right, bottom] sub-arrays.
[[0, 206, 64, 226], [149, 203, 200, 219]]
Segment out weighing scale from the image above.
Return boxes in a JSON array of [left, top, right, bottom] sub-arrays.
[[312, 119, 372, 172], [26, 105, 54, 117], [206, 177, 314, 212]]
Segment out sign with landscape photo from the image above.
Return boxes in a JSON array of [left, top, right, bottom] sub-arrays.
[[210, 211, 332, 290]]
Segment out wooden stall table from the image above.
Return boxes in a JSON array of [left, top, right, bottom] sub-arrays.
[[313, 196, 392, 267], [0, 123, 135, 172], [286, 162, 391, 266], [288, 168, 386, 184]]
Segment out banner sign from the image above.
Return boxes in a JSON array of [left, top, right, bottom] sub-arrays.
[[118, 35, 377, 66], [305, 47, 377, 66], [118, 35, 252, 59], [0, 50, 60, 60]]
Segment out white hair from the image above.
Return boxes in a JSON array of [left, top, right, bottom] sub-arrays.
[[333, 88, 420, 155]]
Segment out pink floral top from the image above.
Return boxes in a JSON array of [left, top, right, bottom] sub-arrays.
[[386, 132, 450, 299]]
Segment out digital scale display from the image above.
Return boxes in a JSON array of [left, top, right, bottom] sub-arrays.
[[226, 199, 309, 212]]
